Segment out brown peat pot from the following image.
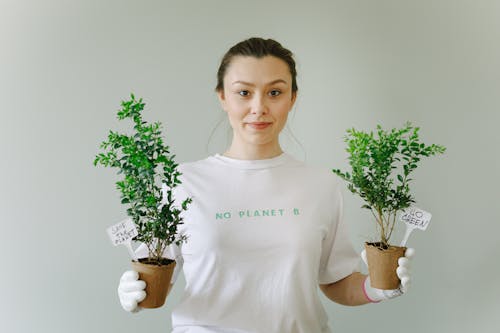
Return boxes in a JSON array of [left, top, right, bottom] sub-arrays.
[[365, 242, 406, 290], [131, 258, 176, 308]]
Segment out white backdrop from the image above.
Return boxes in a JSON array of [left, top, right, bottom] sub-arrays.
[[1, 0, 499, 332]]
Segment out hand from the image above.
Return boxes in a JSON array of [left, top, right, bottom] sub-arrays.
[[118, 270, 147, 312], [361, 247, 415, 302]]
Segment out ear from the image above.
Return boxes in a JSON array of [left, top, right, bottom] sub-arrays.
[[217, 89, 228, 112], [289, 91, 297, 111]]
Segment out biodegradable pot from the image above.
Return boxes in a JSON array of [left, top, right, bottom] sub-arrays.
[[131, 258, 176, 308], [365, 242, 406, 290]]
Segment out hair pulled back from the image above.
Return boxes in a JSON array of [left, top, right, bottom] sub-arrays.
[[215, 37, 298, 94]]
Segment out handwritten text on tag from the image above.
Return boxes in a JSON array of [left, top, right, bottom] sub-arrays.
[[106, 218, 138, 246], [400, 207, 432, 230]]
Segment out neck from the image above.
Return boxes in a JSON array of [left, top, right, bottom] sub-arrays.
[[223, 141, 283, 160]]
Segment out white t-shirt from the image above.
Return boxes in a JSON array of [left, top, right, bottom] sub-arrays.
[[138, 153, 360, 333]]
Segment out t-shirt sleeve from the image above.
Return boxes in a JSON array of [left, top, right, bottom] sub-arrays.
[[318, 181, 361, 284]]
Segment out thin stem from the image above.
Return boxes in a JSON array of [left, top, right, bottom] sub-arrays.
[[370, 208, 384, 240], [377, 206, 387, 245], [386, 209, 396, 242]]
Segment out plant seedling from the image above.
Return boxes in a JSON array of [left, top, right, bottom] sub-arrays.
[[332, 121, 446, 249], [94, 93, 192, 264]]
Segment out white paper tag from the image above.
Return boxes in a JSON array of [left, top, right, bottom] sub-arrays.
[[106, 218, 138, 246], [400, 206, 432, 231]]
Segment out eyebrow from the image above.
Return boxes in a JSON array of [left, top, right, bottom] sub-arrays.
[[231, 79, 288, 86]]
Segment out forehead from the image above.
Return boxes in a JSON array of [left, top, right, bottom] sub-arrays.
[[224, 56, 291, 85]]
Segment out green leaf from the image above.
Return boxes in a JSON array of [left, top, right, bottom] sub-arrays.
[[94, 93, 193, 256], [330, 122, 446, 244]]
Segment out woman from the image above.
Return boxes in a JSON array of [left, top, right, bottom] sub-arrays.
[[118, 37, 414, 333]]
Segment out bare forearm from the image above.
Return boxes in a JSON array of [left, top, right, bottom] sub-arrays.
[[319, 272, 371, 306]]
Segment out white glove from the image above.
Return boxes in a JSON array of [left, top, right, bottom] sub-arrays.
[[361, 247, 415, 302], [118, 270, 147, 312]]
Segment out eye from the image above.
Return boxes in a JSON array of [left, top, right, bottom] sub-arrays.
[[238, 90, 250, 97], [269, 89, 282, 97]]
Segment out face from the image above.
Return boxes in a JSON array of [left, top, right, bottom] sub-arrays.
[[217, 56, 297, 151]]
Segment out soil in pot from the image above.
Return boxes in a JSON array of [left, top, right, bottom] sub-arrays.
[[131, 258, 176, 308], [365, 242, 406, 290]]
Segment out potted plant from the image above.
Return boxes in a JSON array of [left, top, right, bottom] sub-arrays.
[[94, 93, 192, 308], [332, 121, 445, 289]]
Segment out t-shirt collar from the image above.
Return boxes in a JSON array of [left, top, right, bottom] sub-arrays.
[[211, 152, 292, 170]]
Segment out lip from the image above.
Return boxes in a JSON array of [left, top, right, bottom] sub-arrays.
[[246, 122, 272, 130]]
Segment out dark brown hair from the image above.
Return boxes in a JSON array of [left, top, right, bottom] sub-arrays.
[[215, 37, 298, 94]]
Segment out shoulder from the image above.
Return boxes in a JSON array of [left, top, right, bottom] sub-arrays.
[[160, 157, 211, 192], [284, 155, 344, 201], [288, 155, 342, 188], [176, 156, 218, 175]]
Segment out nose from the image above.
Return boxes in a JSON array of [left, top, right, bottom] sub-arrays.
[[250, 94, 267, 115]]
